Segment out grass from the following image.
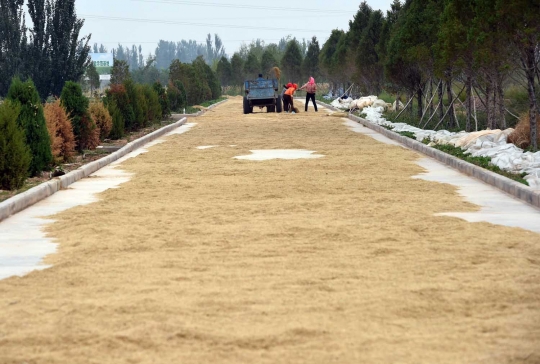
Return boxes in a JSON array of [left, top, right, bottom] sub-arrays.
[[432, 144, 529, 186], [0, 179, 46, 203], [398, 131, 416, 139]]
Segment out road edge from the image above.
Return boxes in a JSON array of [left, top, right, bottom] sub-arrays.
[[316, 100, 540, 209], [0, 117, 188, 222]]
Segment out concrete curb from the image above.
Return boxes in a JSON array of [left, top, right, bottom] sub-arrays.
[[0, 117, 188, 223], [316, 100, 540, 209], [171, 98, 229, 118]]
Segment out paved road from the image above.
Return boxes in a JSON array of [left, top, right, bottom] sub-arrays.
[[1, 97, 539, 363]]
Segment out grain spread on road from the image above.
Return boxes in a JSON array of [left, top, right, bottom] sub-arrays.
[[1, 96, 539, 363]]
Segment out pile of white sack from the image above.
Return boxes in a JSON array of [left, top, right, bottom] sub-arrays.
[[358, 105, 540, 190], [330, 95, 404, 112]]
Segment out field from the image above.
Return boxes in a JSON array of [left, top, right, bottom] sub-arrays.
[[0, 97, 539, 363]]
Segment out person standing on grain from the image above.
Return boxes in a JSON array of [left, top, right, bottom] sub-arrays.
[[299, 77, 318, 112]]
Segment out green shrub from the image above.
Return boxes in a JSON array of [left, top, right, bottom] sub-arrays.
[[60, 81, 99, 151], [152, 82, 170, 119], [143, 84, 162, 123], [167, 82, 181, 112], [124, 79, 144, 131], [89, 101, 113, 140], [0, 101, 31, 190], [105, 84, 131, 136], [136, 84, 149, 128], [6, 77, 52, 176], [108, 100, 125, 140]]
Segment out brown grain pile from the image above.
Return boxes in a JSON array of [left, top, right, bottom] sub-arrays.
[[1, 97, 539, 363], [508, 113, 540, 148]]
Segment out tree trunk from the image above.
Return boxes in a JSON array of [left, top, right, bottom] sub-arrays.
[[408, 89, 414, 116], [466, 73, 472, 132], [496, 74, 506, 129], [486, 82, 493, 129], [417, 87, 423, 120], [438, 81, 444, 123], [429, 79, 434, 117], [524, 47, 538, 151], [446, 80, 456, 129]]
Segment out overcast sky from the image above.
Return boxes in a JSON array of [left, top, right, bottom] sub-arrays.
[[76, 0, 394, 57]]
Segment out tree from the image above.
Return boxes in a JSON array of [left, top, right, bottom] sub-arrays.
[[0, 0, 26, 97], [319, 29, 345, 87], [123, 79, 144, 130], [302, 37, 320, 81], [355, 10, 384, 95], [386, 0, 444, 120], [86, 62, 101, 95], [0, 100, 31, 190], [152, 82, 170, 119], [7, 77, 52, 176], [216, 56, 232, 86], [131, 57, 168, 86], [244, 50, 261, 78], [44, 99, 76, 162], [107, 100, 125, 140], [499, 0, 540, 150], [89, 101, 112, 140], [26, 0, 91, 98], [469, 0, 513, 130], [261, 50, 278, 76], [142, 84, 162, 124], [110, 59, 131, 85], [93, 43, 107, 53], [60, 81, 99, 151], [435, 0, 477, 131], [281, 40, 303, 82], [230, 52, 245, 86]]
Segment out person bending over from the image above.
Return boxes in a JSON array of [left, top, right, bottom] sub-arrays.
[[283, 83, 298, 113], [299, 77, 318, 112]]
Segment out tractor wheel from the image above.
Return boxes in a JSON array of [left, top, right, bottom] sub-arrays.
[[243, 96, 250, 114], [276, 95, 283, 113]]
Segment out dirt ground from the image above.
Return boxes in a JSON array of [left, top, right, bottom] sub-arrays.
[[1, 96, 539, 363]]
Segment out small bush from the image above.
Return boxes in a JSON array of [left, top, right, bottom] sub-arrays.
[[135, 84, 149, 128], [60, 81, 99, 151], [168, 80, 187, 112], [6, 77, 52, 176], [106, 84, 133, 134], [108, 101, 125, 140], [143, 84, 162, 124], [167, 82, 181, 112], [124, 79, 144, 131], [44, 100, 76, 162], [0, 101, 31, 190], [89, 101, 113, 140], [153, 82, 170, 119]]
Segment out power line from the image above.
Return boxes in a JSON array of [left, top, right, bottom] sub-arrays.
[[82, 14, 330, 33], [93, 37, 329, 45], [130, 0, 353, 14]]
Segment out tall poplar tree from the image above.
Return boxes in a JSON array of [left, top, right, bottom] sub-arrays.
[[26, 0, 91, 98], [302, 37, 320, 81], [0, 0, 26, 96], [281, 40, 303, 82], [230, 52, 244, 86]]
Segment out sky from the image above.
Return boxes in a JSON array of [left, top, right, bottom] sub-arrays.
[[75, 0, 395, 57]]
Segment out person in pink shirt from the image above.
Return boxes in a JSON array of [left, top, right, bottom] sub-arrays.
[[299, 77, 318, 112]]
